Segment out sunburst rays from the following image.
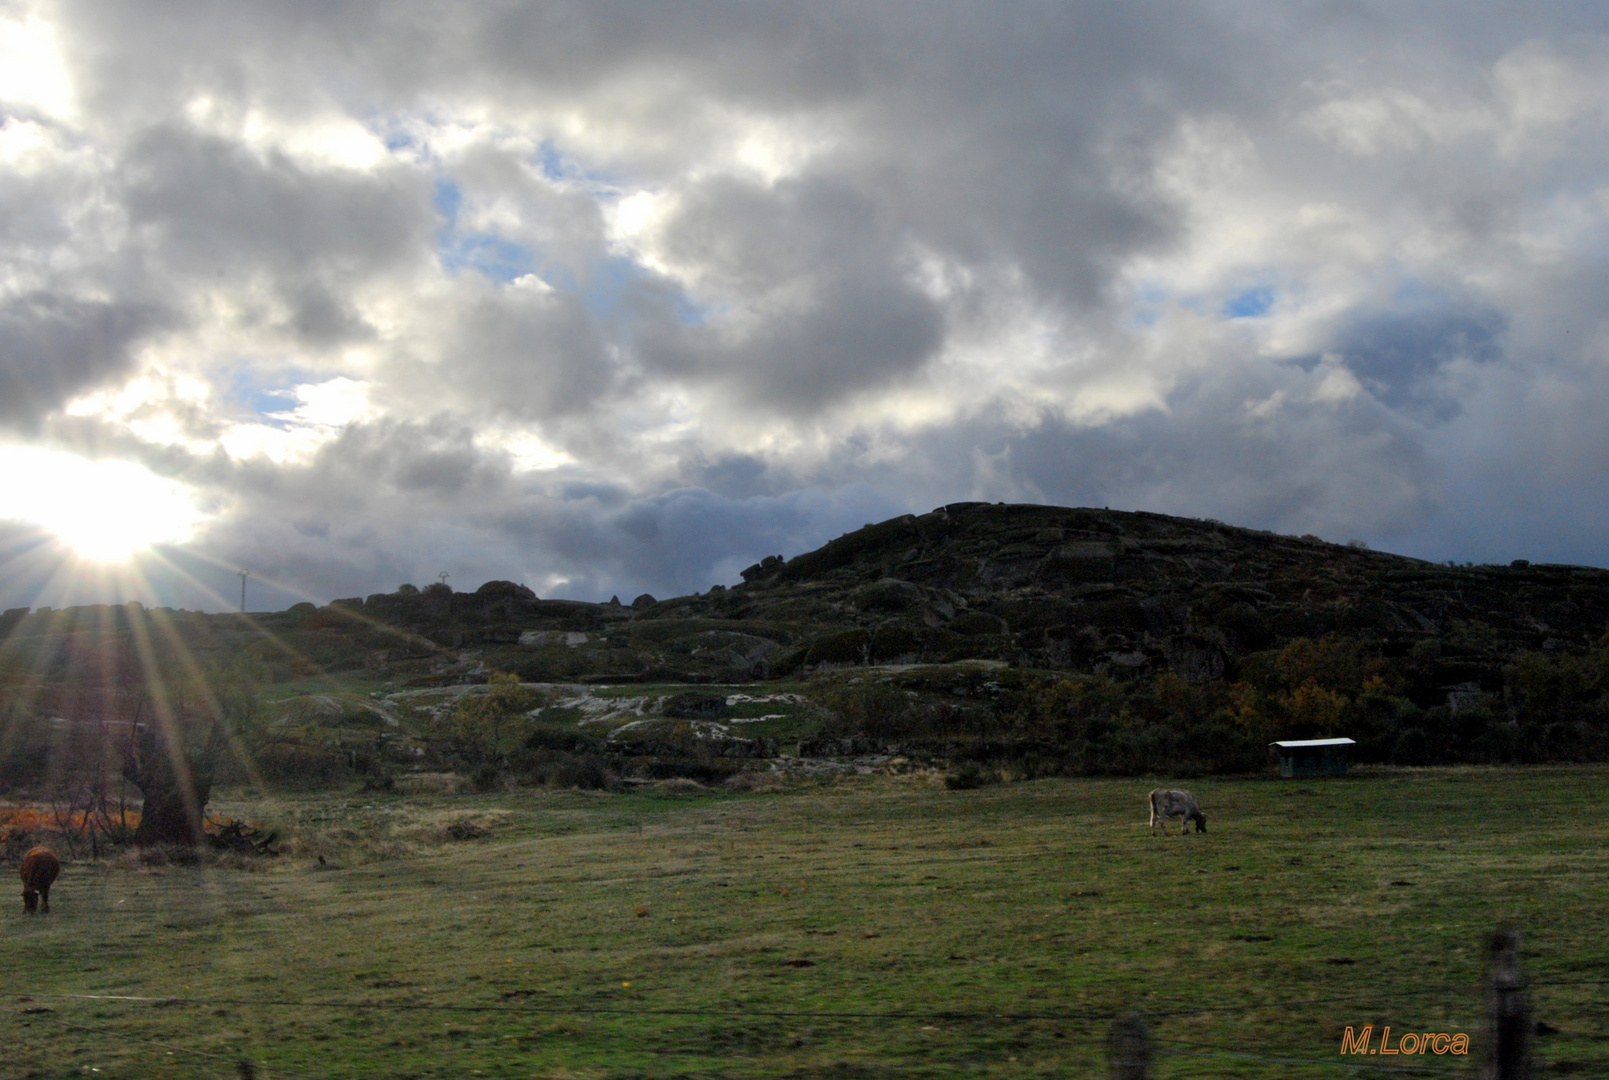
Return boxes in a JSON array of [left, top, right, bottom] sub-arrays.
[[0, 446, 205, 564], [1, 542, 451, 836]]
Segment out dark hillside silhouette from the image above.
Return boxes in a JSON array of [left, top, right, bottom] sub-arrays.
[[5, 504, 1609, 781]]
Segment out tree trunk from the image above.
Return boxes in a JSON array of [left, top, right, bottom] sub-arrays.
[[122, 723, 214, 847]]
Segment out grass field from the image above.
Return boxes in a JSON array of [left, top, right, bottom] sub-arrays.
[[4, 766, 1606, 1078]]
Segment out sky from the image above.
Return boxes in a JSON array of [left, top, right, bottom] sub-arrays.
[[3, 1, 1609, 613]]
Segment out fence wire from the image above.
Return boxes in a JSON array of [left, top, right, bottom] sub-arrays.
[[20, 975, 1604, 1077], [44, 976, 1607, 1024]]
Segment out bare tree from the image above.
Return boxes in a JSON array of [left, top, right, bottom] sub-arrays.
[[122, 714, 220, 848]]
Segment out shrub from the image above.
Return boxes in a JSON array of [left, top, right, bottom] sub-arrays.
[[254, 740, 352, 787], [662, 692, 729, 719], [438, 672, 538, 781], [547, 754, 613, 790], [634, 755, 744, 784], [524, 725, 606, 754], [804, 630, 871, 667], [944, 763, 997, 790]]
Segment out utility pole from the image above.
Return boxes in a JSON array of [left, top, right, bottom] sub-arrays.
[[239, 569, 249, 613]]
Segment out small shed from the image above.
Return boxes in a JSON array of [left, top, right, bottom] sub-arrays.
[[1269, 738, 1356, 778]]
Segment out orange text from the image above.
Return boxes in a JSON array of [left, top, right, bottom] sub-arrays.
[[1340, 1025, 1468, 1056]]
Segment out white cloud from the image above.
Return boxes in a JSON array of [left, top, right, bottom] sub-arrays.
[[217, 377, 377, 463], [180, 94, 392, 172], [0, 6, 75, 120]]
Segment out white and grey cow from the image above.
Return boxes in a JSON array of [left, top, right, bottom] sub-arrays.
[[1148, 788, 1207, 834]]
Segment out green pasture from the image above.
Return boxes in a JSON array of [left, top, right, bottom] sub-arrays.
[[4, 766, 1606, 1078]]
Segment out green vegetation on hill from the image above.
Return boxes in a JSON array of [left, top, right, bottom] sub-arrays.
[[4, 503, 1609, 801]]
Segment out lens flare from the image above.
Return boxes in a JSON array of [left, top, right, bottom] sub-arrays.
[[0, 446, 206, 563]]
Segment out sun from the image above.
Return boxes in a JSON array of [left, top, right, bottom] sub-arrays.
[[0, 446, 206, 563]]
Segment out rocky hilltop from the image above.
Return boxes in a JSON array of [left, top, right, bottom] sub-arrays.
[[7, 501, 1609, 700], [243, 502, 1608, 699]]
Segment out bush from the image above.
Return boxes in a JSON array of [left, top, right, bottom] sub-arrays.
[[359, 769, 395, 793], [634, 755, 744, 784], [524, 725, 606, 754], [438, 672, 539, 782], [804, 630, 871, 668], [1389, 727, 1429, 766], [662, 692, 728, 719], [547, 754, 613, 789], [869, 623, 924, 662], [254, 741, 353, 787], [944, 763, 997, 790], [2, 825, 37, 862]]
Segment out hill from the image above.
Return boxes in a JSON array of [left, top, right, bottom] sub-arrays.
[[5, 503, 1609, 787], [298, 502, 1609, 703]]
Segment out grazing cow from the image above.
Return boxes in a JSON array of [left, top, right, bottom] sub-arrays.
[[20, 847, 59, 913], [1148, 789, 1207, 835]]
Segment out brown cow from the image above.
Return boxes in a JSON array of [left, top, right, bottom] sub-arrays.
[[20, 847, 59, 913]]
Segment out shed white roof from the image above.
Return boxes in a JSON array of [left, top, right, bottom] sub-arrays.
[[1269, 738, 1356, 748]]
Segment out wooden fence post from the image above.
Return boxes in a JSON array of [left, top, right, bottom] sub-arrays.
[[1483, 927, 1532, 1080], [1108, 1011, 1152, 1080]]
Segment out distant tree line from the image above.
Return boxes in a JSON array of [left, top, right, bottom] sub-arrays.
[[804, 634, 1609, 777]]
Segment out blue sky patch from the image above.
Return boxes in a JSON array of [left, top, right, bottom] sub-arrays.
[[433, 177, 462, 226], [535, 139, 623, 186], [441, 232, 540, 283], [1224, 287, 1274, 318], [433, 176, 541, 283], [1127, 284, 1167, 327], [219, 366, 322, 425], [537, 140, 570, 181]]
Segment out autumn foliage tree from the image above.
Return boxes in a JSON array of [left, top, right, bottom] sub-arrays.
[[438, 672, 537, 788]]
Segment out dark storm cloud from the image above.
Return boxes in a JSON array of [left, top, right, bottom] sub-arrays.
[[122, 124, 432, 342], [248, 417, 513, 508], [197, 427, 900, 605], [0, 293, 172, 429], [412, 286, 620, 421], [684, 453, 774, 500], [451, 482, 905, 602], [635, 174, 945, 410], [646, 276, 944, 412], [574, 484, 904, 597], [784, 355, 1437, 547], [1331, 295, 1507, 419]]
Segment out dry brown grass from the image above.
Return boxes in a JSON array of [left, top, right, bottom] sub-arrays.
[[392, 771, 473, 795], [722, 770, 787, 791], [107, 844, 270, 873]]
